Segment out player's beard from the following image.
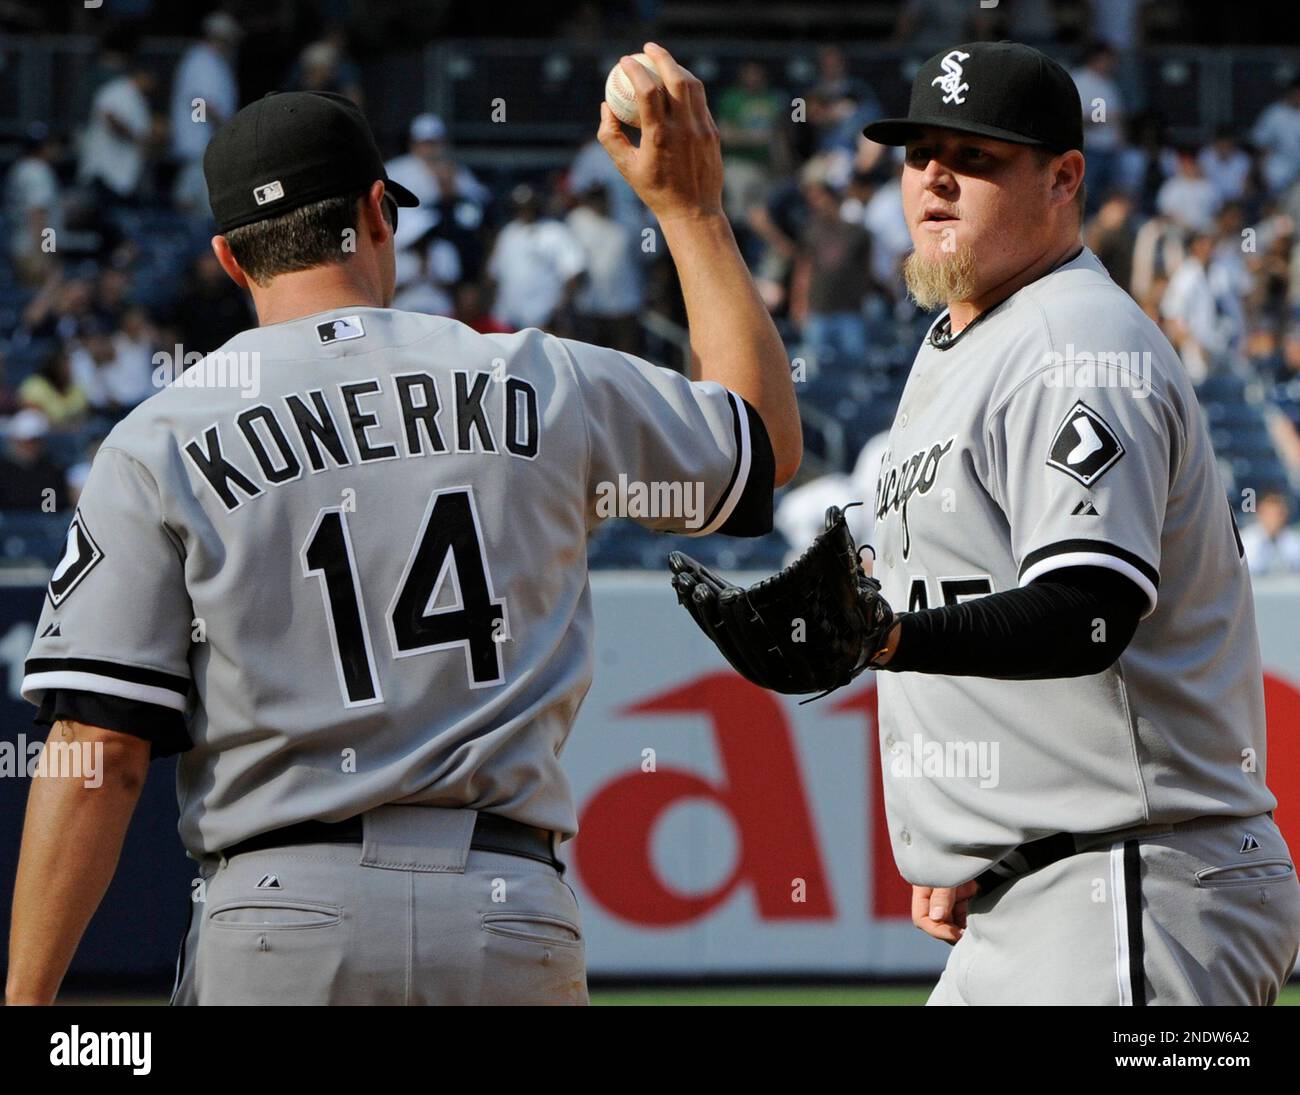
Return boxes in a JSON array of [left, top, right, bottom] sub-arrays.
[[903, 245, 979, 312]]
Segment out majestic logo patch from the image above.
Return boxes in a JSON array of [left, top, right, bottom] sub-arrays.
[[253, 180, 285, 205], [317, 316, 365, 344], [875, 436, 955, 559], [1071, 499, 1100, 516], [931, 49, 972, 105], [1240, 833, 1260, 853], [256, 874, 282, 889], [47, 511, 103, 608], [1047, 401, 1124, 486]]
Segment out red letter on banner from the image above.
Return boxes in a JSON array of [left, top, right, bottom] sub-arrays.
[[574, 672, 833, 926]]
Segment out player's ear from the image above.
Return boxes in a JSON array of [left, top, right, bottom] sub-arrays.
[[210, 235, 251, 290], [360, 180, 392, 247], [1050, 149, 1085, 212]]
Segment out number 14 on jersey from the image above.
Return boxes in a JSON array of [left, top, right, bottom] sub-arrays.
[[302, 486, 508, 707]]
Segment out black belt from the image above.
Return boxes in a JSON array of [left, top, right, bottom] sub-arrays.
[[973, 831, 1077, 895], [222, 811, 563, 872]]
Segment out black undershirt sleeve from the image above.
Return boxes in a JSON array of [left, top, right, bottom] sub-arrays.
[[881, 565, 1147, 679], [34, 689, 192, 759]]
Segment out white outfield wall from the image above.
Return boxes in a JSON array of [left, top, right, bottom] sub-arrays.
[[563, 574, 1300, 976]]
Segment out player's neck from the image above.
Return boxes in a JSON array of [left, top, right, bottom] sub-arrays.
[[947, 235, 1083, 334], [249, 265, 386, 328]]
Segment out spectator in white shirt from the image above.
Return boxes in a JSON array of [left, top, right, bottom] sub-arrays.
[[569, 136, 650, 243], [170, 13, 240, 161], [566, 183, 643, 353], [170, 13, 241, 212], [1072, 42, 1125, 212], [1198, 127, 1253, 204], [1251, 78, 1300, 196], [77, 63, 157, 201], [1159, 232, 1241, 381], [1242, 491, 1300, 575], [858, 162, 911, 302], [1156, 147, 1222, 233], [69, 312, 156, 415], [385, 114, 490, 252], [5, 124, 62, 284], [486, 184, 586, 334], [775, 432, 887, 563], [1089, 0, 1141, 51], [392, 227, 463, 318]]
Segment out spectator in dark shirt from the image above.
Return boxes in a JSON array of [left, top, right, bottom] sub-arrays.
[[748, 174, 811, 314], [0, 410, 68, 512], [424, 155, 487, 283], [92, 265, 132, 329], [172, 250, 254, 355], [1085, 190, 1138, 295], [17, 270, 96, 347], [453, 282, 513, 335], [794, 162, 872, 373]]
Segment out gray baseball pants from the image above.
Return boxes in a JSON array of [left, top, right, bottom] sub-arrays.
[[928, 811, 1300, 1005], [171, 805, 588, 1005]]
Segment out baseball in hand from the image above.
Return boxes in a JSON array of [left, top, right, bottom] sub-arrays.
[[604, 53, 665, 127]]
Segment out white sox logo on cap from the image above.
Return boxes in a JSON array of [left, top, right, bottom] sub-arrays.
[[931, 50, 971, 106]]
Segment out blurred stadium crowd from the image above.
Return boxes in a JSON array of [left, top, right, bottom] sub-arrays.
[[2, 2, 1300, 575]]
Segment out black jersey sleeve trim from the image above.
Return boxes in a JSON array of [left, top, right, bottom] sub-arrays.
[[1018, 539, 1159, 617], [686, 393, 774, 537], [23, 657, 190, 712], [714, 397, 775, 537]]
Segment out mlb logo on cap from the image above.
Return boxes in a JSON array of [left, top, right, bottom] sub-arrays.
[[253, 180, 285, 205], [317, 316, 365, 344]]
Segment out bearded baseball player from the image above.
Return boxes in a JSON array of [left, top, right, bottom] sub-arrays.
[[675, 40, 1300, 1006], [6, 47, 801, 1005], [866, 41, 1300, 1006]]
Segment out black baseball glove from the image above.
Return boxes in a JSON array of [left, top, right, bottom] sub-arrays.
[[667, 504, 895, 700]]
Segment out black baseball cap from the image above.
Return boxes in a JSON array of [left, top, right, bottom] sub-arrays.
[[204, 91, 419, 234], [863, 41, 1083, 154]]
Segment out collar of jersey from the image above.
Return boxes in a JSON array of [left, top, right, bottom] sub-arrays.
[[925, 244, 1089, 353]]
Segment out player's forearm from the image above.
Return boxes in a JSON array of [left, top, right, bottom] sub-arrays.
[[5, 727, 146, 1004], [660, 210, 802, 484], [879, 567, 1144, 678]]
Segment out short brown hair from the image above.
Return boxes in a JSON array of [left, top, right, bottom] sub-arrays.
[[225, 189, 393, 286]]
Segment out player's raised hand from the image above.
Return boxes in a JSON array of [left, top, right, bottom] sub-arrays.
[[598, 41, 724, 223], [912, 882, 980, 945]]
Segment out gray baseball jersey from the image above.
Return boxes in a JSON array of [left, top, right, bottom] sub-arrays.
[[22, 306, 771, 857], [873, 246, 1275, 887]]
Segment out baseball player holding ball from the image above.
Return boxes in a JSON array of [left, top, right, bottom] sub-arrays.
[[676, 41, 1300, 1005], [6, 46, 800, 1005]]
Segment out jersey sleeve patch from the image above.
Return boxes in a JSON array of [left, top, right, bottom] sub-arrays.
[[47, 511, 104, 608], [1046, 400, 1125, 487]]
